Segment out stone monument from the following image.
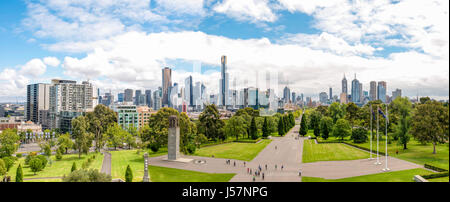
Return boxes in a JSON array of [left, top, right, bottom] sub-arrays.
[[164, 115, 193, 163], [168, 115, 180, 160]]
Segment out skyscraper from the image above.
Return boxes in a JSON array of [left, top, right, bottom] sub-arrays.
[[319, 92, 328, 104], [377, 81, 387, 103], [329, 87, 332, 100], [283, 86, 290, 103], [135, 90, 142, 105], [392, 89, 402, 100], [359, 83, 363, 104], [118, 93, 124, 102], [162, 67, 172, 106], [185, 76, 193, 106], [220, 56, 229, 106], [124, 89, 133, 102], [342, 74, 348, 95], [292, 92, 296, 103], [351, 74, 360, 103], [370, 81, 377, 101], [26, 83, 50, 127], [145, 90, 152, 108]]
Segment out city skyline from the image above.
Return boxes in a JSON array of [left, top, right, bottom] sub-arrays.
[[0, 1, 448, 102]]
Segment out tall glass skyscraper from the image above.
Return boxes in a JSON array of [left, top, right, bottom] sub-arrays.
[[342, 74, 348, 95], [220, 56, 229, 106], [351, 74, 360, 103], [377, 81, 387, 103], [162, 67, 172, 106], [185, 76, 193, 106]]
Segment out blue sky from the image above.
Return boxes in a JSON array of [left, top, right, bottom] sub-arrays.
[[0, 0, 448, 102]]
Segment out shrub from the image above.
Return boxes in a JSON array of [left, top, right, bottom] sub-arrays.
[[1, 156, 16, 171], [25, 152, 37, 165], [351, 127, 368, 143], [0, 159, 6, 176], [16, 153, 23, 158], [186, 144, 196, 154], [421, 172, 449, 179], [63, 169, 112, 182], [82, 161, 88, 169], [55, 148, 63, 160], [15, 164, 23, 182], [71, 162, 77, 172], [149, 143, 160, 153], [36, 155, 48, 169], [424, 164, 448, 172], [29, 158, 43, 174], [125, 165, 133, 182]]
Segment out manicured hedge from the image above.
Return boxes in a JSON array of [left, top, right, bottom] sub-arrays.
[[233, 138, 262, 143], [199, 139, 234, 148], [424, 164, 448, 172], [343, 142, 386, 156], [421, 172, 449, 179]]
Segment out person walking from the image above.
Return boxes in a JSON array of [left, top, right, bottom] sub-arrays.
[[265, 164, 267, 170], [233, 161, 236, 167], [262, 173, 265, 180], [281, 165, 284, 170], [244, 162, 246, 167], [298, 170, 302, 176], [275, 164, 277, 170]]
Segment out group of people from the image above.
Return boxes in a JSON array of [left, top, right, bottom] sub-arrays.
[[248, 165, 265, 181], [225, 159, 236, 167]]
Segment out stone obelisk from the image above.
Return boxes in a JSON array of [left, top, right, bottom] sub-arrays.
[[168, 115, 180, 160]]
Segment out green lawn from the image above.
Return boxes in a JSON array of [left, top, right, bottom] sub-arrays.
[[193, 139, 272, 161], [302, 168, 436, 182], [344, 139, 449, 170], [427, 177, 449, 182], [110, 149, 235, 182], [7, 152, 104, 182], [302, 139, 370, 163]]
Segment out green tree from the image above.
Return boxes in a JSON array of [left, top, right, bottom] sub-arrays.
[[125, 164, 133, 182], [85, 104, 118, 152], [333, 119, 351, 141], [224, 115, 246, 140], [310, 111, 322, 138], [278, 116, 285, 136], [262, 117, 270, 138], [390, 97, 413, 149], [0, 129, 20, 158], [299, 113, 308, 136], [410, 100, 449, 154], [329, 102, 345, 124], [57, 133, 73, 154], [316, 106, 329, 116], [320, 116, 333, 140], [198, 105, 225, 141], [55, 147, 63, 160], [15, 164, 23, 182], [419, 97, 431, 104], [106, 123, 126, 150], [72, 116, 93, 158], [71, 162, 77, 172], [39, 141, 52, 157], [29, 158, 43, 175], [0, 159, 6, 176], [250, 117, 258, 140], [345, 102, 359, 131], [1, 156, 16, 172], [351, 127, 368, 143]]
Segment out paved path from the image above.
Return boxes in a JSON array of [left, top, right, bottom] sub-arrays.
[[23, 177, 62, 181], [100, 152, 111, 175]]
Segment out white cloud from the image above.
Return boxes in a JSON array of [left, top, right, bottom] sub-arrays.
[[155, 0, 206, 16], [213, 0, 277, 23], [43, 57, 60, 67], [280, 32, 376, 56], [55, 31, 448, 98], [20, 58, 47, 78]]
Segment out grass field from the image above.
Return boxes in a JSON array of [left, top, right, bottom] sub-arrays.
[[110, 149, 234, 182], [7, 152, 104, 182], [193, 139, 272, 161], [302, 168, 435, 182], [427, 177, 450, 182], [302, 139, 370, 163], [314, 131, 449, 170]]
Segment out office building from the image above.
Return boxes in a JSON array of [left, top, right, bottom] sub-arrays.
[[114, 105, 139, 130], [185, 76, 193, 106], [124, 89, 133, 102], [162, 67, 172, 106], [377, 81, 387, 103], [392, 89, 402, 101], [145, 90, 152, 108], [219, 56, 229, 106], [283, 86, 290, 103], [351, 74, 360, 103], [342, 74, 348, 95], [370, 81, 377, 101], [319, 92, 328, 104], [26, 83, 50, 128], [118, 93, 124, 102]]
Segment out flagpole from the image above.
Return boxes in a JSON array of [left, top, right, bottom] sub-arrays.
[[370, 105, 373, 159], [375, 106, 381, 165], [383, 105, 390, 171]]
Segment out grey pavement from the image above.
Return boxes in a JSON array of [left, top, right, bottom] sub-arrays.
[[101, 152, 112, 175]]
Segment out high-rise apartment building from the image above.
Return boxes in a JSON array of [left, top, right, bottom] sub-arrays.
[[162, 67, 172, 106], [26, 83, 50, 129], [124, 89, 133, 102], [369, 81, 377, 101]]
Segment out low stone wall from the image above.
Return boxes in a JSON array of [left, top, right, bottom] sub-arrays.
[[413, 175, 428, 182]]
